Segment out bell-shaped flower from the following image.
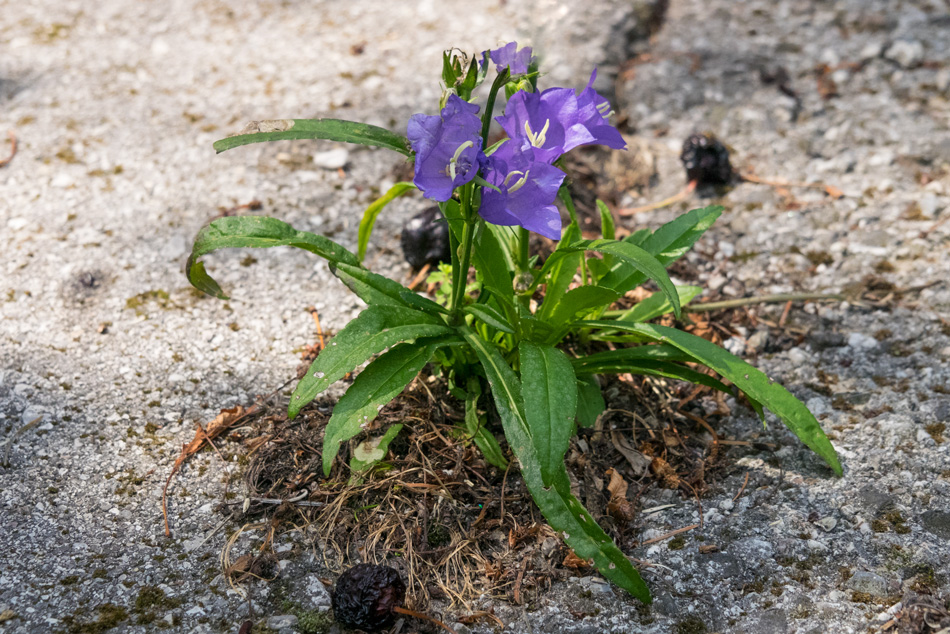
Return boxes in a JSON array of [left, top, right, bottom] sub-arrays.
[[482, 42, 535, 75], [407, 94, 484, 202], [478, 141, 566, 240], [496, 70, 625, 164]]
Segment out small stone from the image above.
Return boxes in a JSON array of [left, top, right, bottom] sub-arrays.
[[311, 148, 349, 170], [885, 39, 924, 68], [806, 539, 826, 552], [747, 329, 768, 352], [266, 615, 298, 629], [51, 173, 75, 188], [847, 571, 889, 598], [816, 517, 837, 532], [859, 41, 884, 62], [719, 499, 734, 512], [577, 576, 612, 594], [847, 333, 877, 350]]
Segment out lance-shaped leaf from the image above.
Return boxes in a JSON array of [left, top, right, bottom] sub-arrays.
[[290, 306, 453, 419], [187, 216, 359, 299], [213, 119, 411, 156], [614, 286, 703, 324], [460, 329, 651, 602], [357, 182, 415, 261], [323, 339, 451, 475], [577, 321, 843, 476], [575, 375, 606, 428], [331, 263, 446, 315], [598, 206, 721, 293], [520, 342, 578, 487], [463, 382, 508, 470]]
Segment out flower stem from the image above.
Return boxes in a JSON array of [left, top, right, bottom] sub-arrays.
[[480, 69, 510, 146], [518, 227, 530, 272], [450, 219, 475, 322]]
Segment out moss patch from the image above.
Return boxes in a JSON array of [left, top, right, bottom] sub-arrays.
[[59, 604, 129, 633]]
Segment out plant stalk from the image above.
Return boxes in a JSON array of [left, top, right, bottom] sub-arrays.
[[450, 219, 476, 322]]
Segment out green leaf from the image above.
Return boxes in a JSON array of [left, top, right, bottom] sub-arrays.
[[464, 383, 508, 470], [576, 375, 606, 428], [596, 200, 615, 240], [537, 223, 583, 322], [187, 216, 360, 299], [349, 424, 404, 473], [213, 119, 411, 156], [323, 340, 444, 475], [471, 222, 516, 307], [461, 329, 651, 601], [464, 304, 515, 334], [571, 345, 694, 372], [290, 306, 453, 419], [577, 321, 843, 475], [572, 240, 681, 318], [599, 206, 721, 293], [547, 285, 621, 330], [358, 182, 415, 261], [520, 343, 578, 487], [331, 263, 446, 315], [615, 286, 704, 324]]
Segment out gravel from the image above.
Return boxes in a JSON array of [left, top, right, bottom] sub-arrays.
[[1, 0, 949, 632]]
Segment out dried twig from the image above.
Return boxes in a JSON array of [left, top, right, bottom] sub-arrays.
[[732, 472, 751, 503], [1, 416, 42, 467], [617, 180, 696, 216], [0, 131, 16, 168], [639, 523, 700, 546]]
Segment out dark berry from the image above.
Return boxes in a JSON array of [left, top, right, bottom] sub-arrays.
[[401, 206, 450, 270], [331, 563, 406, 632], [680, 133, 733, 186]]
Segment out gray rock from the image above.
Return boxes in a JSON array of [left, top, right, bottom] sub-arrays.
[[847, 571, 890, 598], [885, 39, 925, 68], [921, 511, 950, 540], [266, 615, 298, 629], [311, 148, 349, 170]]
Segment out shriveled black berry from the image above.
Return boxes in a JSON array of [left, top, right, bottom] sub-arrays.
[[401, 206, 450, 270], [680, 133, 733, 186], [331, 563, 406, 632]]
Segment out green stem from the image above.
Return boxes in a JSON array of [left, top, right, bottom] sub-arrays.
[[518, 227, 530, 273], [557, 186, 586, 284], [450, 192, 477, 322], [481, 69, 510, 147]]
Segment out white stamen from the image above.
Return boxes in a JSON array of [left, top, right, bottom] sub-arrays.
[[448, 140, 474, 181], [523, 119, 550, 147], [507, 171, 530, 193]]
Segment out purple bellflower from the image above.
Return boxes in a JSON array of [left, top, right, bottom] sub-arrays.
[[496, 70, 625, 164], [483, 42, 535, 75], [407, 94, 484, 202], [478, 141, 566, 240]]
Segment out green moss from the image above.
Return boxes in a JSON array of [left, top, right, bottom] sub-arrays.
[[125, 290, 172, 316], [133, 585, 181, 626], [144, 422, 159, 434], [427, 523, 451, 547], [60, 604, 128, 633], [48, 486, 59, 494], [805, 250, 834, 266], [674, 615, 708, 634], [668, 535, 687, 550], [60, 575, 80, 585], [872, 519, 891, 533], [91, 569, 107, 579], [297, 610, 333, 634], [925, 423, 946, 444]]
